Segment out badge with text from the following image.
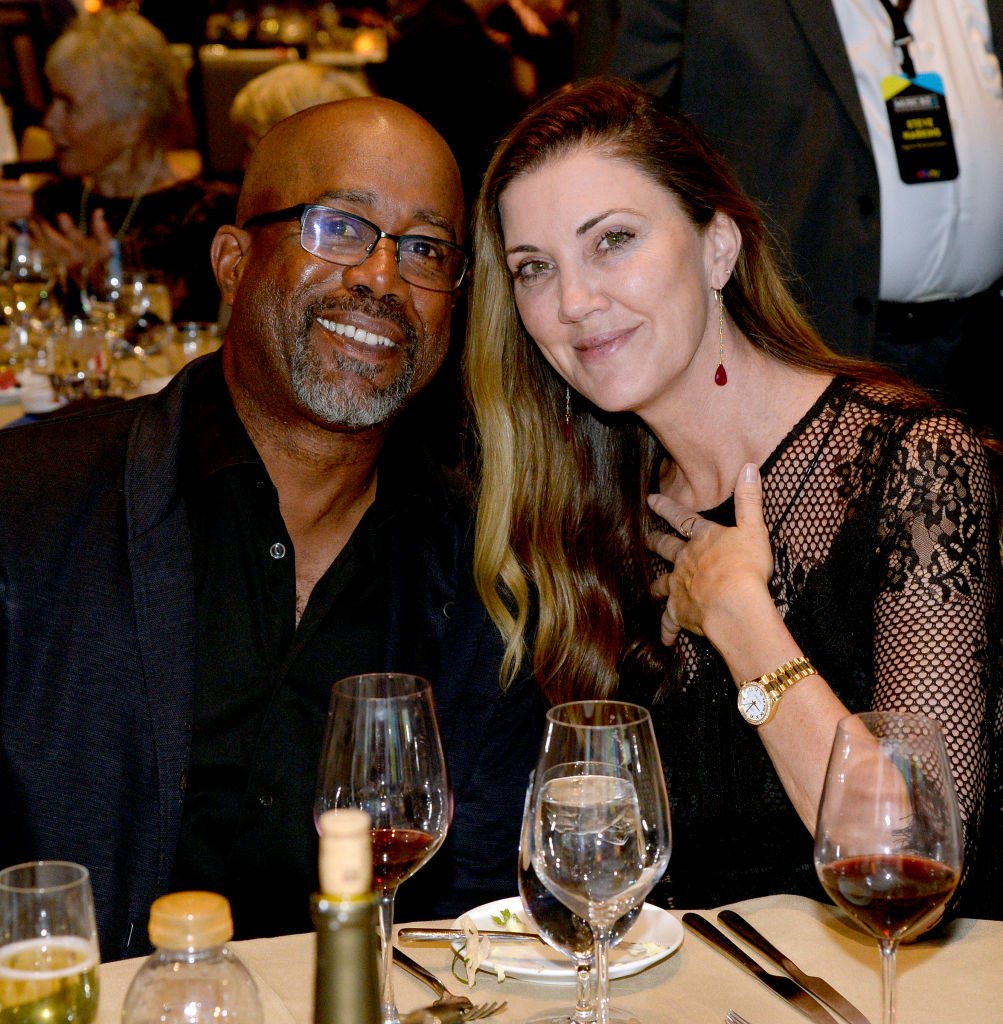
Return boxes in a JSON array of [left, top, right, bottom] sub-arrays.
[[882, 72, 959, 183]]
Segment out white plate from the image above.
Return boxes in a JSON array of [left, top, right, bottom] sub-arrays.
[[454, 897, 682, 985]]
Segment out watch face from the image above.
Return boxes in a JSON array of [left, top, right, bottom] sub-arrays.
[[738, 683, 771, 725]]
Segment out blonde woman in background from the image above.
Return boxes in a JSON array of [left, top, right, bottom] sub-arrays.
[[229, 62, 373, 158]]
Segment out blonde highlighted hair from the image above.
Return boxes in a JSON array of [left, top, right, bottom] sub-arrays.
[[465, 78, 913, 703]]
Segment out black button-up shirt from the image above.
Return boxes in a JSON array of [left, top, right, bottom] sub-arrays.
[[171, 360, 391, 938]]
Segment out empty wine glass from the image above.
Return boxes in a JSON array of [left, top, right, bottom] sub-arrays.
[[0, 860, 100, 1024], [527, 702, 670, 1024], [518, 778, 640, 1024], [314, 673, 450, 1024], [814, 711, 963, 1024]]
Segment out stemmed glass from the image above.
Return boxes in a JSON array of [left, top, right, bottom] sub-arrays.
[[314, 673, 451, 1024], [0, 860, 100, 1024], [814, 711, 963, 1024], [518, 781, 641, 1024], [526, 702, 671, 1024]]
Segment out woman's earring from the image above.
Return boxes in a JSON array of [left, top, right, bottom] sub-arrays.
[[563, 385, 572, 442], [714, 288, 727, 386]]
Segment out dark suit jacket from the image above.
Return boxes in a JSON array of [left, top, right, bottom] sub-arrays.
[[608, 0, 1003, 356], [0, 355, 546, 960]]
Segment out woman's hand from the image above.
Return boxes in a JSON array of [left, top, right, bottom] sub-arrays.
[[30, 210, 114, 286], [645, 462, 774, 646]]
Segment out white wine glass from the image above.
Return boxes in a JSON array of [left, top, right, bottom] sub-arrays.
[[0, 860, 100, 1024], [518, 777, 641, 1024], [814, 711, 963, 1024], [314, 673, 450, 1024], [528, 702, 671, 1024]]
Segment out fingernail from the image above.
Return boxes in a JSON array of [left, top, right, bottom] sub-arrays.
[[741, 463, 758, 483], [646, 493, 659, 507]]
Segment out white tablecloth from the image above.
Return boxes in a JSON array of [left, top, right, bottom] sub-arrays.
[[94, 895, 1003, 1024]]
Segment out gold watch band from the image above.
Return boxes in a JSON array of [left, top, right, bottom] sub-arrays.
[[750, 656, 817, 704]]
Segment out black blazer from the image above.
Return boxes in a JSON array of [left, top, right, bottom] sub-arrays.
[[0, 355, 545, 960]]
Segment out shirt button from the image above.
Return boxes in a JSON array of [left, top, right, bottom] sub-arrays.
[[269, 542, 286, 559], [258, 794, 273, 807]]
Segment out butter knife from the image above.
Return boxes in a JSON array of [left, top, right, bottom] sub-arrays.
[[718, 911, 872, 1024], [399, 927, 545, 944], [682, 914, 839, 1024]]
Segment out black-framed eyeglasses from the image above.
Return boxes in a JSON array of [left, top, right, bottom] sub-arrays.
[[241, 203, 468, 293]]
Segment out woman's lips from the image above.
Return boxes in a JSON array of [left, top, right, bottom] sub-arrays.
[[574, 325, 637, 362]]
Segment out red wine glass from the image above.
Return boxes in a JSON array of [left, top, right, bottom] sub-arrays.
[[314, 673, 450, 1024], [814, 711, 962, 1024]]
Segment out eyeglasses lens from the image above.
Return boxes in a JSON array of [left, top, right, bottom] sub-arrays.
[[301, 208, 463, 291]]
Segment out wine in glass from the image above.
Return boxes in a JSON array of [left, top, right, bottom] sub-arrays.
[[814, 711, 962, 1024], [314, 673, 450, 1024], [0, 860, 100, 1024], [518, 780, 641, 1024], [527, 702, 671, 1024]]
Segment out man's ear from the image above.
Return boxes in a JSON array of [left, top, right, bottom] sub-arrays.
[[211, 226, 249, 306]]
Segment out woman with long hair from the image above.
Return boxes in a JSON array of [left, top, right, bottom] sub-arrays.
[[465, 77, 1001, 911]]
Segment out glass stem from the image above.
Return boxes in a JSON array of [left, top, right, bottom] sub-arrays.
[[571, 955, 595, 1023], [879, 939, 897, 1024], [376, 889, 399, 1024], [592, 923, 613, 1024]]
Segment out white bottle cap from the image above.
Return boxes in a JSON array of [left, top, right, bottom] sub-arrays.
[[318, 809, 372, 898]]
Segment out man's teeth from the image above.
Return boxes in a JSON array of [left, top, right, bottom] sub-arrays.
[[318, 317, 394, 349]]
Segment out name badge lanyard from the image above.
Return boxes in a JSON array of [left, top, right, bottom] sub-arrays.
[[876, 0, 916, 78], [875, 0, 959, 183]]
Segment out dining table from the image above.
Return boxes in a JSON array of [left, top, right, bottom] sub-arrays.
[[93, 894, 1001, 1024]]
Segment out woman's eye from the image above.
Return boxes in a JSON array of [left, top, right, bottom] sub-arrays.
[[513, 258, 551, 282], [598, 229, 634, 252]]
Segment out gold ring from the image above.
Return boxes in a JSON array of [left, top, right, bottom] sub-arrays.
[[680, 515, 699, 540]]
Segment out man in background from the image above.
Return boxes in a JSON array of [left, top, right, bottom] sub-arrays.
[[0, 98, 544, 960], [603, 1, 1003, 432]]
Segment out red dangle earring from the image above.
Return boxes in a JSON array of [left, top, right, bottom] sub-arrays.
[[714, 287, 728, 386]]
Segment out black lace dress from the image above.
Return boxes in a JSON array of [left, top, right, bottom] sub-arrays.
[[636, 377, 1003, 916]]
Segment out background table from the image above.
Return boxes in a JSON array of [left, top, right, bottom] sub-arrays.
[[94, 895, 1002, 1024]]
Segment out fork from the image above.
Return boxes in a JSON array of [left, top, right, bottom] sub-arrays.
[[725, 1011, 753, 1024], [393, 945, 508, 1019]]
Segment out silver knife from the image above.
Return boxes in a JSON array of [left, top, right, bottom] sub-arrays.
[[399, 927, 545, 944], [718, 911, 872, 1024], [682, 913, 839, 1024]]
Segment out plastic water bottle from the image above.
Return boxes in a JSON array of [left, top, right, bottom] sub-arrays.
[[121, 892, 263, 1024]]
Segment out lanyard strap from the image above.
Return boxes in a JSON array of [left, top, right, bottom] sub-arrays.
[[876, 0, 917, 78]]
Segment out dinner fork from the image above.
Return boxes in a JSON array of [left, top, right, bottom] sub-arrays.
[[725, 1011, 753, 1024], [393, 946, 507, 1019]]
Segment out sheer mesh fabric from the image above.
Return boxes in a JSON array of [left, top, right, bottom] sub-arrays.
[[642, 377, 1002, 914]]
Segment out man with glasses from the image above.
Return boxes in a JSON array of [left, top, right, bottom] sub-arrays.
[[0, 98, 546, 960]]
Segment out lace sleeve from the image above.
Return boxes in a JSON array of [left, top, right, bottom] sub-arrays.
[[873, 412, 1002, 886]]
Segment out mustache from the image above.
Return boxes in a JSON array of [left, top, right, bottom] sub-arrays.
[[308, 295, 419, 349]]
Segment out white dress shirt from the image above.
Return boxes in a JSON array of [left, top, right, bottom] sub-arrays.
[[832, 0, 1003, 301]]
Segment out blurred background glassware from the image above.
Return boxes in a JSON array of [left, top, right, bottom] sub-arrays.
[[0, 860, 100, 1024], [314, 673, 451, 1024], [518, 780, 641, 1024], [814, 711, 963, 1024], [49, 317, 112, 401], [161, 322, 222, 374], [527, 702, 671, 1024]]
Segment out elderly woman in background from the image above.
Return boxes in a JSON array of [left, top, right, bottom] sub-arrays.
[[465, 78, 1002, 915], [0, 10, 235, 321]]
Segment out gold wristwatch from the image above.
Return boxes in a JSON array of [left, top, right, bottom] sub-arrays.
[[736, 656, 817, 726]]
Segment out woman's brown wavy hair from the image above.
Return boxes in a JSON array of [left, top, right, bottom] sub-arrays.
[[464, 77, 921, 704]]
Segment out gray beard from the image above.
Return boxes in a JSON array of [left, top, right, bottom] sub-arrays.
[[290, 317, 417, 429]]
